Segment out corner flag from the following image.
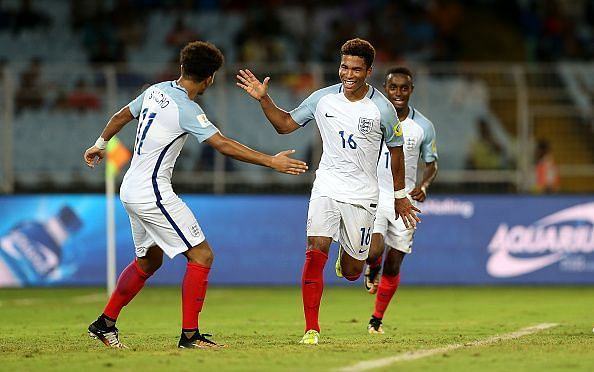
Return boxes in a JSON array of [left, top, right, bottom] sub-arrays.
[[106, 136, 132, 177]]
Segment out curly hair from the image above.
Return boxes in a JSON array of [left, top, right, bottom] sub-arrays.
[[179, 41, 224, 82], [385, 66, 414, 84], [340, 38, 375, 69]]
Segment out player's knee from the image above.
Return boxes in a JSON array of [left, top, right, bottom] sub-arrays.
[[343, 273, 361, 281], [366, 251, 381, 265], [306, 237, 331, 254], [202, 250, 214, 266], [185, 243, 214, 266], [383, 264, 400, 277], [137, 257, 162, 275], [143, 260, 162, 275], [342, 264, 363, 281]]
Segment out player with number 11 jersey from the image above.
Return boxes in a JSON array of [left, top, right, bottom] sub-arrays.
[[120, 80, 218, 204], [83, 41, 308, 350]]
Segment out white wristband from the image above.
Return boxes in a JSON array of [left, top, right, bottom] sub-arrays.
[[94, 137, 107, 150], [394, 188, 407, 199]]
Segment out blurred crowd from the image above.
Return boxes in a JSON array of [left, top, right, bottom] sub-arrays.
[[1, 0, 592, 65], [0, 0, 591, 184], [0, 0, 591, 113]]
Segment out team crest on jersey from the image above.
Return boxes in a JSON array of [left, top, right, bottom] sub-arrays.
[[405, 137, 417, 150], [188, 223, 202, 237], [135, 246, 148, 257], [358, 118, 373, 134]]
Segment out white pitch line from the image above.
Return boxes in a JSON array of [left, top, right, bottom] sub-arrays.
[[0, 293, 105, 307], [339, 323, 559, 372], [71, 293, 106, 303]]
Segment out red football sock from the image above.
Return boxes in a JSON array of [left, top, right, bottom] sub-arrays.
[[103, 260, 151, 320], [301, 249, 328, 332], [181, 262, 210, 330], [369, 255, 382, 268], [372, 273, 401, 319]]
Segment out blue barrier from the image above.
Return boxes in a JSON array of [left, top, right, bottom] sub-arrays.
[[0, 195, 593, 286]]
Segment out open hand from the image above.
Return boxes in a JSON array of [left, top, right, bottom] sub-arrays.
[[236, 69, 269, 101], [394, 197, 421, 229], [83, 146, 105, 168], [270, 149, 308, 175]]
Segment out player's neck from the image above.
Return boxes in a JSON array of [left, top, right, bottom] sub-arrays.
[[344, 83, 369, 102], [176, 77, 201, 100], [396, 106, 410, 122]]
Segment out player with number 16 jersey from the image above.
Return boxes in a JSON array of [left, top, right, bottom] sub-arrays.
[[237, 38, 421, 345], [291, 82, 403, 210]]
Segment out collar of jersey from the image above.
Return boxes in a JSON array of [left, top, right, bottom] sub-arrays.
[[171, 80, 188, 94], [406, 106, 415, 120], [339, 83, 374, 101]]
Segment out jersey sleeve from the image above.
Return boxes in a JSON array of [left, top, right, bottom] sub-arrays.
[[421, 120, 439, 163], [378, 100, 404, 147], [289, 88, 327, 127], [178, 103, 220, 143], [127, 89, 147, 118]]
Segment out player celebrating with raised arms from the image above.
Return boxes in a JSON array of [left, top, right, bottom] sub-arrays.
[[364, 67, 438, 334], [83, 41, 308, 349], [236, 38, 420, 345]]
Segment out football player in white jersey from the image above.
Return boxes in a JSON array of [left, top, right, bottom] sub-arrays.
[[83, 41, 308, 349], [364, 67, 438, 334], [236, 38, 420, 345]]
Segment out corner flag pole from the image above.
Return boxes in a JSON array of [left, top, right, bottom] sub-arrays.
[[103, 67, 131, 297], [106, 164, 116, 296], [104, 65, 117, 297], [105, 136, 132, 297]]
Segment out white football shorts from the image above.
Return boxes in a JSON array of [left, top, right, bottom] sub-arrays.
[[372, 202, 416, 254], [122, 196, 205, 259], [306, 196, 375, 261]]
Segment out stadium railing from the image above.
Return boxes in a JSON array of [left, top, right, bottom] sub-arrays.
[[1, 62, 593, 194]]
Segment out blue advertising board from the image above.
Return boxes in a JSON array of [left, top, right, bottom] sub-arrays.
[[0, 195, 593, 286]]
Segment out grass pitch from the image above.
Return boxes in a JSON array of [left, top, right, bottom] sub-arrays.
[[0, 286, 593, 371]]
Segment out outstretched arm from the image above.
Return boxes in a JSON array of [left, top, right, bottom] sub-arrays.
[[236, 69, 300, 134], [409, 161, 438, 202], [389, 145, 421, 228], [83, 106, 134, 168], [206, 132, 308, 175]]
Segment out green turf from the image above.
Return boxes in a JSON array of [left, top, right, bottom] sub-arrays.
[[0, 286, 593, 371]]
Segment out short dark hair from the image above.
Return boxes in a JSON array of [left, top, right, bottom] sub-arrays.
[[385, 66, 414, 84], [180, 41, 224, 82], [340, 38, 375, 69]]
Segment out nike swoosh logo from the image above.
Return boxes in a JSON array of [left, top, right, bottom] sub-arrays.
[[358, 248, 369, 254], [486, 250, 564, 278], [325, 113, 335, 118]]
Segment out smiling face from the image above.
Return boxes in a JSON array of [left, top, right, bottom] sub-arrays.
[[338, 54, 372, 101], [383, 73, 414, 117]]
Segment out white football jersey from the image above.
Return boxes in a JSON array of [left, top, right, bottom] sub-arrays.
[[120, 81, 219, 203], [377, 107, 438, 206], [290, 83, 403, 209]]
